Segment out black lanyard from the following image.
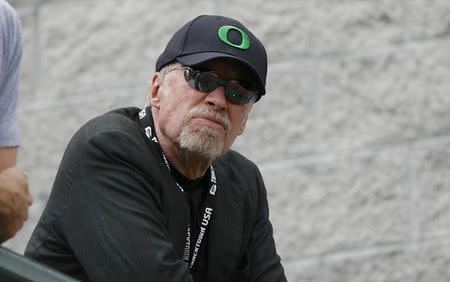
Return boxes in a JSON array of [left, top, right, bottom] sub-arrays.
[[137, 107, 217, 269]]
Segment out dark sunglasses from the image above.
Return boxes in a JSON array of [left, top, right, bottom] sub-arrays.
[[181, 66, 259, 105]]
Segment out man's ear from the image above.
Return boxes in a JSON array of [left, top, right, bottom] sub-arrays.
[[149, 73, 162, 108]]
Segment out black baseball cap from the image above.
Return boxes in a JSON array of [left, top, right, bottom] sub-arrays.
[[156, 15, 268, 101]]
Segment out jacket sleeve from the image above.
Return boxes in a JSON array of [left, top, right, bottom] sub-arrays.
[[247, 168, 287, 282], [57, 124, 193, 282]]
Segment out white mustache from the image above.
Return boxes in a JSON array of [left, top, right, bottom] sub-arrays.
[[186, 107, 230, 130]]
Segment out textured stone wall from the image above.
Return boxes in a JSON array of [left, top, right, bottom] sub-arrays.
[[5, 0, 450, 281]]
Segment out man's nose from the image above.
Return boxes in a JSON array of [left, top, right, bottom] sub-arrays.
[[204, 86, 227, 109]]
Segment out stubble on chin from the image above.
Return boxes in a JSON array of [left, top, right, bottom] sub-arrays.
[[179, 108, 228, 160]]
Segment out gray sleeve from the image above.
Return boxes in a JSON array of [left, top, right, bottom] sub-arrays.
[[0, 0, 23, 147]]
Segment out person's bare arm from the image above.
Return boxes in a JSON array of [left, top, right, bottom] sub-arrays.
[[0, 147, 18, 171], [0, 166, 32, 243]]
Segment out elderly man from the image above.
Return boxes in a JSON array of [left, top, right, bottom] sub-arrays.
[[26, 15, 286, 282]]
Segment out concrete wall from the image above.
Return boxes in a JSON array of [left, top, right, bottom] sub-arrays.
[[5, 0, 450, 281]]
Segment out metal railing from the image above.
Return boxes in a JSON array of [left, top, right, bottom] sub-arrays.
[[0, 247, 78, 282]]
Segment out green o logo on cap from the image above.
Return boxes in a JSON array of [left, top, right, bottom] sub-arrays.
[[218, 25, 250, 50]]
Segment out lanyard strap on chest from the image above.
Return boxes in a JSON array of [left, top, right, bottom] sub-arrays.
[[136, 107, 218, 269]]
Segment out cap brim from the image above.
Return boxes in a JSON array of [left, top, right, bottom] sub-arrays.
[[176, 52, 266, 97]]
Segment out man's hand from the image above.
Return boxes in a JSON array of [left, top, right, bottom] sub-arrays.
[[0, 167, 33, 243]]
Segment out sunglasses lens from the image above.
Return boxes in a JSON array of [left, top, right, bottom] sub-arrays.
[[184, 67, 257, 104], [197, 73, 220, 92], [225, 81, 256, 104], [185, 68, 218, 93]]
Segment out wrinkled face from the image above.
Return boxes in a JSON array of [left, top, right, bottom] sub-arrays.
[[149, 60, 255, 160]]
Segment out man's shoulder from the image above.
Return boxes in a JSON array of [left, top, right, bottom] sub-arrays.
[[215, 149, 257, 169], [66, 107, 145, 151], [0, 0, 21, 40], [0, 0, 18, 21], [215, 150, 262, 184], [64, 107, 155, 172], [96, 106, 141, 124], [79, 107, 141, 136]]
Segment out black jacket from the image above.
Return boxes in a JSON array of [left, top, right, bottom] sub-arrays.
[[25, 107, 286, 282]]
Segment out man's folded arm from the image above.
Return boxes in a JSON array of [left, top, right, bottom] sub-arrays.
[[59, 128, 193, 282]]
